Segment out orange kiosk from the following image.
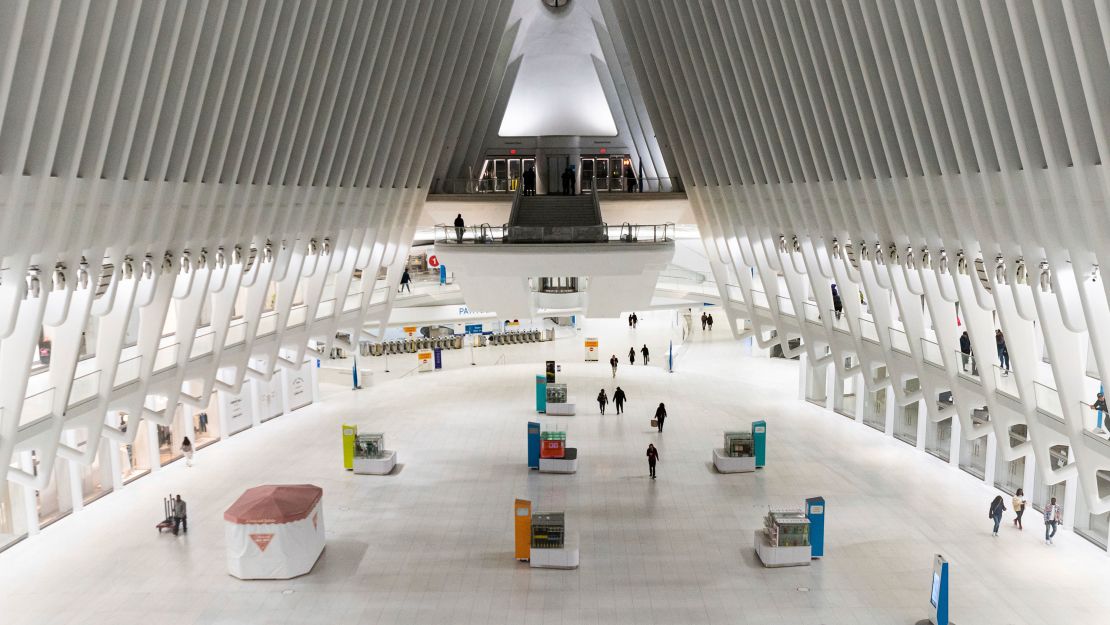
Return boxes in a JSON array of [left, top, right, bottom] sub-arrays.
[[514, 499, 532, 560]]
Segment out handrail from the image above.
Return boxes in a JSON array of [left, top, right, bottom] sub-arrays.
[[434, 222, 675, 245], [430, 175, 685, 195], [507, 184, 523, 226]]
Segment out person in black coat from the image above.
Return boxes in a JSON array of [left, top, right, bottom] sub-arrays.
[[640, 344, 649, 365], [646, 443, 659, 479], [628, 347, 636, 365], [453, 213, 465, 243], [655, 402, 667, 432], [613, 387, 627, 414]]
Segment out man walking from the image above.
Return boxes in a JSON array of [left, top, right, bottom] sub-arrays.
[[613, 386, 626, 414], [1044, 497, 1061, 544], [701, 311, 707, 330], [706, 313, 714, 331], [960, 331, 975, 374], [609, 354, 619, 378], [453, 213, 466, 243], [646, 443, 659, 479], [399, 269, 411, 293], [641, 344, 650, 365], [172, 495, 188, 535]]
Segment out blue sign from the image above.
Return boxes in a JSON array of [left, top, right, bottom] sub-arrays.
[[527, 422, 541, 469], [433, 348, 442, 370], [929, 554, 950, 625], [465, 324, 483, 335], [806, 496, 825, 558]]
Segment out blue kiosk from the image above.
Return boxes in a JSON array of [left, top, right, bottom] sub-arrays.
[[917, 554, 952, 625], [527, 422, 541, 469], [535, 375, 547, 413], [752, 420, 767, 468], [805, 496, 825, 558]]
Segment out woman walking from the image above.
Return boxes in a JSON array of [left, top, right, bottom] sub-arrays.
[[646, 443, 659, 479], [597, 389, 608, 415], [181, 436, 194, 467], [654, 402, 667, 433], [1012, 488, 1026, 530], [989, 495, 1006, 537], [628, 347, 636, 365]]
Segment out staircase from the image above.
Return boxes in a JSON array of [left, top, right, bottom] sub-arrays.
[[506, 191, 605, 242]]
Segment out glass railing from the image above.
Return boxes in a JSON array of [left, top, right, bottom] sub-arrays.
[[190, 331, 215, 359], [287, 305, 307, 328], [830, 309, 851, 333], [1079, 401, 1108, 435], [725, 284, 744, 304], [802, 301, 821, 323], [920, 339, 943, 368], [315, 299, 336, 320], [257, 311, 278, 336], [370, 286, 389, 306], [68, 370, 101, 408], [20, 388, 54, 427], [955, 349, 982, 379], [776, 295, 796, 317], [430, 175, 685, 195], [750, 289, 769, 309], [113, 355, 141, 388], [1033, 382, 1064, 422], [992, 365, 1019, 400], [343, 292, 362, 312], [224, 321, 247, 348], [888, 327, 911, 355], [153, 343, 179, 373], [859, 318, 880, 343]]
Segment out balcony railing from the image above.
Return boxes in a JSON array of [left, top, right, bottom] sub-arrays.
[[190, 331, 215, 359], [920, 338, 943, 368], [20, 388, 54, 428], [224, 321, 247, 348], [113, 355, 141, 388], [286, 305, 307, 328], [859, 318, 880, 343], [888, 327, 911, 355], [153, 343, 179, 373], [776, 295, 796, 317], [258, 311, 278, 336], [315, 299, 336, 320], [802, 301, 821, 323], [434, 222, 674, 245], [430, 175, 684, 195], [343, 292, 362, 312], [1033, 382, 1064, 422], [68, 370, 100, 409]]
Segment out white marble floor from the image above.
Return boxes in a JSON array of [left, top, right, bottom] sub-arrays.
[[2, 313, 1108, 625]]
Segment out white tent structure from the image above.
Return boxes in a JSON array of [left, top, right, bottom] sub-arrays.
[[224, 485, 325, 580]]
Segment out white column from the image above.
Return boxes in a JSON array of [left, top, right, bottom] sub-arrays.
[[983, 432, 997, 487], [884, 387, 896, 436], [916, 400, 928, 450], [146, 421, 162, 473], [949, 416, 961, 468]]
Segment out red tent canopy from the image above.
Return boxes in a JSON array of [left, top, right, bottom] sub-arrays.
[[224, 484, 323, 524]]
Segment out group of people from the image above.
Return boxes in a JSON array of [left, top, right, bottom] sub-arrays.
[[988, 491, 1062, 545], [560, 166, 577, 195], [607, 345, 651, 376], [700, 311, 714, 330], [627, 312, 639, 328], [596, 386, 627, 415]]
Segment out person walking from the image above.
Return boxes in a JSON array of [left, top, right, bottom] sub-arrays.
[[989, 495, 1006, 536], [701, 311, 707, 330], [1012, 488, 1026, 530], [1044, 497, 1061, 544], [523, 166, 536, 196], [613, 386, 626, 414], [996, 329, 1010, 375], [632, 313, 638, 328], [181, 436, 194, 468], [628, 313, 633, 327], [1087, 392, 1107, 433], [597, 389, 608, 415], [172, 495, 187, 535], [399, 269, 412, 293], [706, 313, 714, 331], [641, 344, 650, 365], [609, 354, 619, 378], [832, 284, 843, 320], [960, 331, 975, 374], [654, 402, 667, 433], [628, 347, 636, 365], [453, 213, 466, 243], [646, 443, 659, 479]]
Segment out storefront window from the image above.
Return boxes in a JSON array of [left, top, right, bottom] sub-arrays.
[[34, 451, 73, 527], [895, 400, 919, 446], [118, 412, 151, 483], [835, 358, 858, 420], [994, 426, 1027, 495], [863, 369, 888, 432], [0, 475, 29, 552], [926, 417, 952, 462], [1074, 471, 1109, 549], [1032, 445, 1069, 513], [959, 434, 988, 480], [805, 363, 827, 406], [72, 429, 112, 505]]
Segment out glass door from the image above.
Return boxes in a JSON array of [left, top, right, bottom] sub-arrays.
[[508, 159, 521, 191], [596, 158, 610, 192], [925, 417, 952, 461], [580, 158, 594, 193]]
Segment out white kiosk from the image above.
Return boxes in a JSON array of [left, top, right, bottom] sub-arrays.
[[352, 433, 397, 475]]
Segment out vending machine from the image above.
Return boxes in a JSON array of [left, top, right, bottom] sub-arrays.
[[752, 420, 767, 468], [342, 424, 357, 470], [535, 376, 547, 413], [527, 422, 541, 469]]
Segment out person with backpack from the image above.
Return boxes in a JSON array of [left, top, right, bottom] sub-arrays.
[[613, 386, 627, 414], [640, 344, 650, 365], [831, 284, 843, 320], [1044, 497, 1062, 544], [628, 347, 636, 365], [597, 389, 608, 415], [1012, 488, 1027, 530], [989, 495, 1006, 537], [609, 354, 619, 378], [646, 443, 659, 479], [960, 331, 975, 374], [654, 402, 667, 433]]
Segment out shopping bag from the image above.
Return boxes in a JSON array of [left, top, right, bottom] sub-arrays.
[[650, 419, 658, 428]]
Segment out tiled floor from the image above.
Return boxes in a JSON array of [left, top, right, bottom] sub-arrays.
[[2, 313, 1107, 625]]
